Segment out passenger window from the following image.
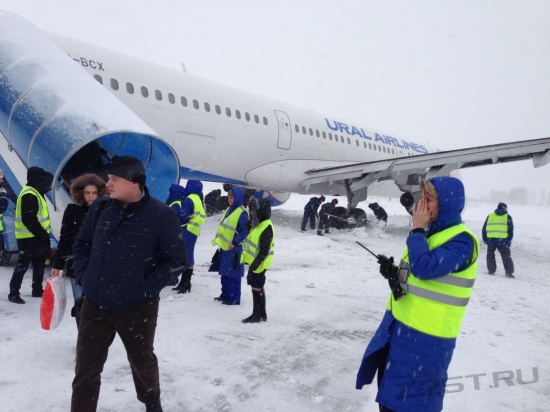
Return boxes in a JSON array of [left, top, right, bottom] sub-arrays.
[[168, 93, 175, 104], [316, 130, 320, 137], [295, 125, 299, 132], [329, 133, 333, 140], [254, 114, 259, 123], [368, 143, 372, 149], [302, 126, 306, 134], [335, 135, 339, 143], [347, 138, 351, 144], [323, 131, 326, 139], [364, 142, 367, 148], [110, 79, 119, 91], [309, 128, 313, 136], [204, 102, 211, 112], [236, 110, 241, 119], [141, 86, 149, 98], [155, 90, 162, 101], [392, 148, 395, 154], [263, 117, 268, 125], [246, 112, 251, 121], [94, 74, 102, 84], [356, 140, 359, 146], [193, 99, 199, 109], [215, 105, 221, 115], [181, 96, 187, 106], [226, 107, 231, 117], [126, 82, 134, 94]]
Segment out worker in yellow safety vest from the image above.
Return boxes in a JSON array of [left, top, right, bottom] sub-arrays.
[[209, 186, 249, 305], [0, 169, 10, 257], [166, 180, 205, 294], [482, 202, 515, 278], [356, 176, 479, 412], [241, 197, 274, 323], [8, 167, 54, 304]]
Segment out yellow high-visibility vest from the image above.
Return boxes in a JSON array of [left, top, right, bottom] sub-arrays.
[[184, 194, 206, 236], [15, 186, 52, 239], [212, 206, 248, 251], [242, 220, 275, 273], [486, 212, 509, 239], [388, 224, 479, 338]]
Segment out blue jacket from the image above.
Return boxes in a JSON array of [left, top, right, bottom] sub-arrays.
[[166, 183, 186, 220], [209, 186, 249, 278], [357, 176, 475, 412], [482, 208, 514, 247], [304, 197, 323, 217], [73, 187, 188, 310], [179, 180, 203, 227]]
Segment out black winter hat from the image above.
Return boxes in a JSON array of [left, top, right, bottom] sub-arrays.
[[498, 202, 508, 210], [320, 195, 326, 202], [106, 156, 146, 185], [332, 199, 338, 205], [27, 166, 54, 192]]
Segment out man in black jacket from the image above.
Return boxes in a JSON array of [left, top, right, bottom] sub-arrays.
[[71, 156, 187, 412], [368, 202, 388, 226], [8, 167, 53, 304], [318, 199, 339, 236], [301, 195, 325, 232]]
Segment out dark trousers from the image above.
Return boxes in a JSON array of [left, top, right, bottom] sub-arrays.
[[301, 210, 316, 230], [9, 238, 49, 297], [319, 214, 330, 232], [220, 275, 241, 304], [487, 244, 514, 274], [71, 298, 161, 412]]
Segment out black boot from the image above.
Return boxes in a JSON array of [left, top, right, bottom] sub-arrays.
[[177, 269, 193, 294], [145, 397, 163, 412], [172, 273, 184, 290], [260, 289, 267, 322], [317, 230, 323, 236], [242, 290, 262, 323]]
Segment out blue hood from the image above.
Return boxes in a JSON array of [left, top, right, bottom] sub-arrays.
[[184, 180, 203, 196], [227, 186, 244, 215], [427, 176, 465, 236], [166, 183, 186, 205]]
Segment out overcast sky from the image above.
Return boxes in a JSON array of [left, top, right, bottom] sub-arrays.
[[3, 0, 550, 200]]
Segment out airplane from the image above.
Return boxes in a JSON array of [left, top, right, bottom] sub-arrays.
[[1, 10, 550, 261]]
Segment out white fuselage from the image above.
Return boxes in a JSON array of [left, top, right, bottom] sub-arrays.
[[48, 33, 436, 195]]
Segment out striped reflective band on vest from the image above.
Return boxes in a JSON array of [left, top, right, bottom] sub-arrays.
[[242, 220, 275, 272], [15, 186, 52, 239], [0, 213, 4, 231], [486, 212, 508, 239], [212, 206, 247, 250], [183, 194, 206, 236], [388, 223, 479, 338]]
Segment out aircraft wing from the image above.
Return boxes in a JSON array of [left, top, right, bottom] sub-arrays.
[[301, 137, 550, 192]]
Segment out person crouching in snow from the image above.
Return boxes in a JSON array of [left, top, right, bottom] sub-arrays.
[[210, 187, 249, 305], [356, 177, 479, 412], [241, 198, 274, 323]]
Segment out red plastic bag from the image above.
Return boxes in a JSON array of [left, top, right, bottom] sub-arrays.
[[40, 276, 67, 330]]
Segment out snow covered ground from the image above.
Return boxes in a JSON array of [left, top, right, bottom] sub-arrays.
[[1, 184, 549, 412]]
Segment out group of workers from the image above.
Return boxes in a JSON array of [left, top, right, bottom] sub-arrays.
[[0, 158, 275, 412], [1, 161, 518, 412]]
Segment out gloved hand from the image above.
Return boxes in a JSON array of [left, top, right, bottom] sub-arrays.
[[377, 255, 397, 279]]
